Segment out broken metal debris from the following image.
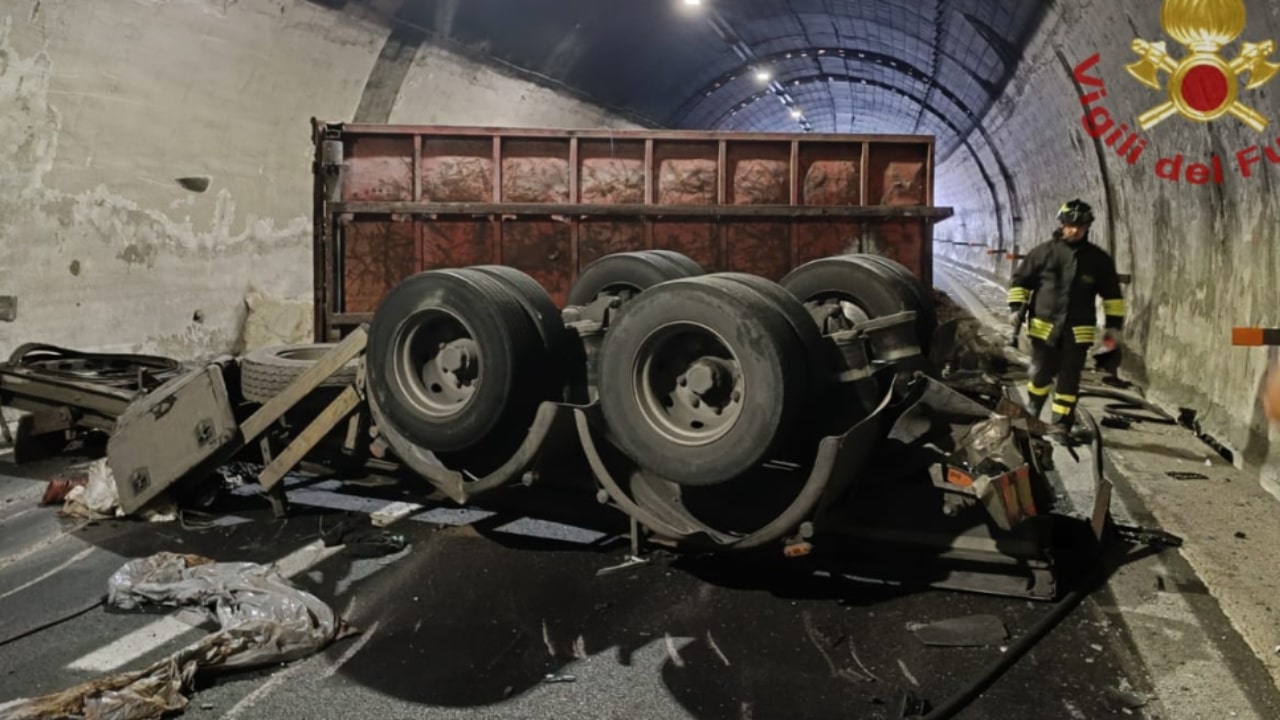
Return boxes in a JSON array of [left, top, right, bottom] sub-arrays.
[[0, 552, 348, 720], [1165, 471, 1208, 481]]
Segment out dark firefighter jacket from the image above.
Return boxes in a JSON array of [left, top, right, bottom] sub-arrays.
[[1007, 231, 1125, 346]]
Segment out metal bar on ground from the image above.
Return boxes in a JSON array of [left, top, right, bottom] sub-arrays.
[[259, 385, 362, 490]]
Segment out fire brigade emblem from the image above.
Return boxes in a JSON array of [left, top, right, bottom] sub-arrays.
[[1125, 0, 1279, 131]]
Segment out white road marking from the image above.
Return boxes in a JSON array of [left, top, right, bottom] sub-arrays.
[[706, 631, 730, 667], [67, 541, 343, 673], [321, 620, 381, 679], [218, 654, 313, 720], [664, 633, 685, 668], [0, 546, 95, 600]]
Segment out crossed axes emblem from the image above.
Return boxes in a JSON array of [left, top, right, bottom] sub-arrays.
[[1126, 0, 1280, 131]]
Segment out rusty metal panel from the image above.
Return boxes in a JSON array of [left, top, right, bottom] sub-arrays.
[[724, 222, 792, 281], [800, 143, 863, 206], [580, 221, 646, 267], [342, 221, 419, 314], [421, 137, 493, 202], [867, 143, 929, 206], [313, 120, 948, 341], [655, 141, 719, 205], [727, 141, 791, 205], [502, 139, 571, 203], [795, 221, 862, 265], [422, 219, 496, 269], [653, 222, 720, 270], [343, 136, 414, 202], [866, 219, 929, 285], [579, 140, 645, 204], [502, 220, 573, 306]]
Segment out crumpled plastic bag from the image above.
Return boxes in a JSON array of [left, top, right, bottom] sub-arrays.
[[0, 552, 347, 720]]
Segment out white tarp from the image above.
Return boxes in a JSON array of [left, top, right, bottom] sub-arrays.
[[0, 552, 348, 720]]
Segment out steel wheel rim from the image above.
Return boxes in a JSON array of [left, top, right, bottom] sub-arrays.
[[631, 322, 744, 447], [393, 309, 483, 419], [804, 294, 870, 333]]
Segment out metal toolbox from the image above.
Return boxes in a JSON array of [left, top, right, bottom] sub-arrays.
[[108, 362, 240, 514]]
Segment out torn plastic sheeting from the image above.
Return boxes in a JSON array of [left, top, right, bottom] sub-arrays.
[[0, 552, 347, 720], [59, 458, 177, 523]]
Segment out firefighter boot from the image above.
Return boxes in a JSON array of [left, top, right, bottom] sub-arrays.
[[1024, 383, 1050, 420]]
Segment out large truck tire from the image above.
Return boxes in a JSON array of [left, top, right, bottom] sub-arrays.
[[567, 250, 702, 307], [781, 255, 917, 334], [597, 276, 811, 486], [367, 268, 546, 453], [240, 344, 359, 404], [854, 254, 937, 344], [646, 249, 705, 276]]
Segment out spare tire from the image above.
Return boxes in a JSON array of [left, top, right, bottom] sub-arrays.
[[597, 276, 811, 486], [240, 344, 359, 404], [367, 268, 546, 453], [567, 251, 701, 307]]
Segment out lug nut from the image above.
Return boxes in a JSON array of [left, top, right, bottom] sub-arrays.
[[731, 390, 742, 403], [691, 397, 701, 409]]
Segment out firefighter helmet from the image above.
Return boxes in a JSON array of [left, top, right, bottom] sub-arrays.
[[1057, 199, 1095, 226]]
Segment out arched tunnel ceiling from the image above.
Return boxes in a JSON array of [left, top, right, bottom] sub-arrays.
[[415, 0, 1049, 161]]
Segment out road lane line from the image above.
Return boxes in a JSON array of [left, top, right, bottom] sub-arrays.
[[0, 546, 95, 600], [321, 620, 380, 679], [67, 540, 343, 673]]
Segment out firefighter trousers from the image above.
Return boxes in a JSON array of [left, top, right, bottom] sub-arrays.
[[1026, 333, 1090, 427]]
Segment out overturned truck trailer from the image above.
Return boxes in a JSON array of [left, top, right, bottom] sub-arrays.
[[311, 122, 950, 338], [306, 121, 1078, 600]]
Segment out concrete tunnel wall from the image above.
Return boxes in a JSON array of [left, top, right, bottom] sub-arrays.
[[3, 0, 1280, 491], [0, 0, 639, 362], [934, 0, 1280, 491]]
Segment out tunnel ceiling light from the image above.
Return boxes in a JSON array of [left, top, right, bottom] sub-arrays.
[[790, 108, 803, 119], [755, 69, 771, 82], [683, 0, 702, 5]]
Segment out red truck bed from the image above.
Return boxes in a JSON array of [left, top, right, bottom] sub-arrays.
[[311, 121, 953, 341]]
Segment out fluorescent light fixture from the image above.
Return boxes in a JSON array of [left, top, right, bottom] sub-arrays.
[[790, 108, 803, 119], [755, 69, 771, 82], [683, 0, 702, 5]]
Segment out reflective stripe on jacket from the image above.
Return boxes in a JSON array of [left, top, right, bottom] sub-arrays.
[[1006, 231, 1125, 345]]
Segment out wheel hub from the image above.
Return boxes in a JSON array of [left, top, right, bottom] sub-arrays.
[[634, 325, 744, 447], [397, 312, 482, 419]]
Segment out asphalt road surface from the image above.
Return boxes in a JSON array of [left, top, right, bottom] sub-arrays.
[[0, 442, 1193, 720]]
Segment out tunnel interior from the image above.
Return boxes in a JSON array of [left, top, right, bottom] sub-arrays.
[[2, 0, 1280, 491]]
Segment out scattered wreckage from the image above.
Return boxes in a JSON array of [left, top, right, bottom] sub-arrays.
[[0, 250, 1114, 603]]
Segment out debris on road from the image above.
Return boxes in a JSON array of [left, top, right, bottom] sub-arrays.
[[56, 459, 176, 523], [0, 552, 348, 720], [908, 615, 1010, 647]]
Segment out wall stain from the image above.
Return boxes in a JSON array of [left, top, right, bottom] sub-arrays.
[[117, 243, 157, 268], [0, 13, 312, 361]]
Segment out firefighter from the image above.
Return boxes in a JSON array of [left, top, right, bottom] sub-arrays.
[[1007, 199, 1125, 435]]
